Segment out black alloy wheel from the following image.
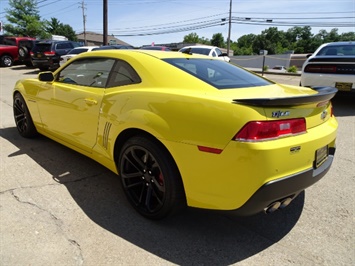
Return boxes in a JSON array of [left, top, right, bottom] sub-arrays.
[[13, 93, 38, 138], [119, 136, 186, 219]]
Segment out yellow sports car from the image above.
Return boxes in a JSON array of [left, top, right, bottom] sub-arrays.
[[13, 50, 338, 219]]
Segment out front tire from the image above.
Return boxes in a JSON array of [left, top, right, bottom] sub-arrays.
[[13, 93, 38, 138], [0, 55, 13, 67], [118, 136, 186, 219]]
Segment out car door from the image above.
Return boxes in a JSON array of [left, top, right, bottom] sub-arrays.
[[37, 57, 116, 152]]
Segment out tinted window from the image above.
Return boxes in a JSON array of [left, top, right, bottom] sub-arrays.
[[56, 42, 73, 49], [190, 48, 210, 56], [68, 48, 89, 54], [164, 58, 272, 89], [32, 43, 52, 52], [107, 60, 141, 87], [317, 44, 355, 56], [4, 38, 16, 46], [57, 58, 115, 88], [215, 48, 223, 56]]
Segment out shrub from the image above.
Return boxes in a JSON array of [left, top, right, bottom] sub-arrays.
[[287, 65, 298, 73]]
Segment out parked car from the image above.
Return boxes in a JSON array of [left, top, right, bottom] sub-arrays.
[[31, 40, 81, 71], [0, 36, 36, 67], [300, 41, 355, 93], [13, 50, 338, 219], [179, 45, 230, 62], [60, 46, 99, 66], [0, 45, 18, 67], [140, 45, 171, 51], [92, 44, 134, 51], [272, 65, 287, 72]]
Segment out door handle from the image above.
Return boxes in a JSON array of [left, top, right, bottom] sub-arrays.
[[84, 98, 98, 105]]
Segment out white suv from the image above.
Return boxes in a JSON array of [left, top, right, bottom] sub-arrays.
[[179, 45, 230, 62]]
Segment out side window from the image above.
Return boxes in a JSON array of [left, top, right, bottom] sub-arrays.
[[107, 60, 141, 87], [57, 58, 115, 88], [56, 42, 72, 49], [211, 51, 217, 57], [215, 48, 222, 56]]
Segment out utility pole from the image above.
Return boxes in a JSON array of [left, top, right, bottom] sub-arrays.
[[103, 0, 108, 45], [80, 0, 87, 45], [227, 0, 232, 56]]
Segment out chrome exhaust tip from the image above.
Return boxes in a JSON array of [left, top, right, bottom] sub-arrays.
[[264, 201, 281, 214], [280, 197, 292, 209]]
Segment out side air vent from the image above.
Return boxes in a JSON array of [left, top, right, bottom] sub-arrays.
[[103, 122, 112, 149]]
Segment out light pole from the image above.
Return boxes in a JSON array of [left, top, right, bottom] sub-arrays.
[[103, 0, 108, 45], [227, 0, 232, 55]]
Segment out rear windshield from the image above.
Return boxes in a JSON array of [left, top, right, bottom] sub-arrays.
[[164, 58, 272, 89], [32, 43, 52, 52], [317, 44, 355, 56], [181, 47, 211, 56]]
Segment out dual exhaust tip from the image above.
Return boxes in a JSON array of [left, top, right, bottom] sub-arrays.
[[264, 197, 293, 214]]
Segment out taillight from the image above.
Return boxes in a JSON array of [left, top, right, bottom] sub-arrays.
[[304, 64, 336, 73], [30, 51, 34, 55], [44, 51, 55, 56], [234, 118, 306, 142]]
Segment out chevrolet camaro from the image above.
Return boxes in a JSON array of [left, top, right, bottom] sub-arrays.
[[13, 50, 338, 219]]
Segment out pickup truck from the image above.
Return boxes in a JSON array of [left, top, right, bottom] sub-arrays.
[[0, 36, 36, 67], [0, 45, 19, 67]]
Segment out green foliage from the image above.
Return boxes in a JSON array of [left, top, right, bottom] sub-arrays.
[[287, 66, 298, 73], [3, 0, 77, 41], [211, 33, 225, 48], [44, 18, 78, 41], [3, 0, 47, 38], [263, 65, 269, 71], [183, 26, 354, 56], [183, 32, 200, 43]]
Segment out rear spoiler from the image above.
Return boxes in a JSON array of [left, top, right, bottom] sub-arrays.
[[233, 86, 338, 106]]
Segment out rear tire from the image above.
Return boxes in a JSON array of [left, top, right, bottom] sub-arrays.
[[13, 93, 38, 138], [118, 136, 186, 219]]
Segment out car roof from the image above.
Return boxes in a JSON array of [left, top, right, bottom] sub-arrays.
[[323, 41, 354, 47], [182, 45, 217, 49]]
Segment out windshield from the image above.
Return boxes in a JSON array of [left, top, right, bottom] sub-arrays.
[[164, 58, 272, 89]]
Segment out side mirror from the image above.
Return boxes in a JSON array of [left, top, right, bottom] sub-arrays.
[[220, 53, 228, 57], [38, 71, 54, 82]]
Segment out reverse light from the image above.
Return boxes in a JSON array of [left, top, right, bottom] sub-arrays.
[[234, 118, 306, 142]]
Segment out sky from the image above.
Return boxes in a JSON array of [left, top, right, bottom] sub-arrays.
[[0, 0, 354, 47]]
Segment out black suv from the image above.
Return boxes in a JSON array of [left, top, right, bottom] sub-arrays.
[[31, 40, 81, 71]]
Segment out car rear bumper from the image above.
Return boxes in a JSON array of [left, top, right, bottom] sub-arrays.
[[232, 147, 335, 216], [32, 58, 60, 68], [301, 73, 355, 92]]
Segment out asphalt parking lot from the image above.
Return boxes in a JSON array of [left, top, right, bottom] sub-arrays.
[[0, 66, 354, 265]]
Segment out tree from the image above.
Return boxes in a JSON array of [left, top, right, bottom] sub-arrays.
[[183, 32, 200, 43], [44, 18, 78, 41], [3, 0, 48, 38], [211, 33, 225, 48]]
